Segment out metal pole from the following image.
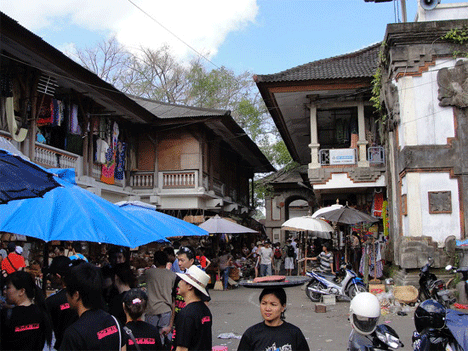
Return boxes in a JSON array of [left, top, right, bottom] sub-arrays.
[[401, 0, 407, 22]]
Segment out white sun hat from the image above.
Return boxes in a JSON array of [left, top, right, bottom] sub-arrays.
[[177, 265, 210, 296]]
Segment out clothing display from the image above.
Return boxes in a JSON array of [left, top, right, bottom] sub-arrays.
[[125, 320, 162, 351], [238, 321, 310, 351], [101, 146, 116, 185], [60, 309, 127, 351], [46, 289, 79, 350], [1, 304, 47, 351], [115, 141, 126, 180], [69, 104, 81, 135], [359, 242, 383, 279], [173, 301, 212, 351]]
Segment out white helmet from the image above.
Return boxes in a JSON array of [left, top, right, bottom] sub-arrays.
[[349, 292, 381, 335]]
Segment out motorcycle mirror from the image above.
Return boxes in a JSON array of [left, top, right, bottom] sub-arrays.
[[445, 265, 453, 271], [428, 257, 434, 265]]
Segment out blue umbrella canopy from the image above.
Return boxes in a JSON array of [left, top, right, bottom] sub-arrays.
[[0, 149, 60, 204], [0, 173, 168, 247], [116, 201, 208, 238]]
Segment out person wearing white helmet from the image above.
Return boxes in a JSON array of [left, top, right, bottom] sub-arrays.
[[347, 292, 381, 351]]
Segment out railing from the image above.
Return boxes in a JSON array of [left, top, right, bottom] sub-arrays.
[[160, 170, 197, 189], [92, 163, 102, 180], [319, 148, 357, 166], [130, 171, 154, 188], [368, 146, 385, 165], [319, 146, 385, 166], [35, 143, 79, 169]]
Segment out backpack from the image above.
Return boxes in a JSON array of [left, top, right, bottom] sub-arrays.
[[274, 248, 282, 259], [287, 245, 295, 258]]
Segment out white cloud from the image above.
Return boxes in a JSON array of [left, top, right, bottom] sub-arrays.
[[3, 0, 259, 60]]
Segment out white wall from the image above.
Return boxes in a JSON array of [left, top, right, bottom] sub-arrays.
[[401, 172, 460, 242], [397, 59, 456, 148], [417, 3, 468, 22]]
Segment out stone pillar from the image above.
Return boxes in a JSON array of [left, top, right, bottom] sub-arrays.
[[357, 101, 369, 167], [308, 104, 321, 169]]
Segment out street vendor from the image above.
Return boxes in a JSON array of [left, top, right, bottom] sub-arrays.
[[307, 242, 335, 275]]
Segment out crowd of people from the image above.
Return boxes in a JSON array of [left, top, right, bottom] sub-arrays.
[[0, 238, 328, 351]]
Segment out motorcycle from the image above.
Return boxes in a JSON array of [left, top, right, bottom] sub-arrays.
[[305, 263, 366, 301], [412, 301, 468, 351], [349, 324, 404, 350], [418, 257, 456, 308]]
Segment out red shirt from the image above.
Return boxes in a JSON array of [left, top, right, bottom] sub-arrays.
[[1, 253, 26, 274], [196, 256, 207, 268]]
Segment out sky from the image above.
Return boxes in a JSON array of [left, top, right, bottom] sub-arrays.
[[2, 0, 468, 76]]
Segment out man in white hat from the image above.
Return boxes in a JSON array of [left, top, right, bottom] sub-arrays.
[[173, 265, 212, 351]]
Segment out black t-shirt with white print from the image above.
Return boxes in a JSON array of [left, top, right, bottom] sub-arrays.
[[59, 308, 128, 350], [173, 300, 212, 351], [238, 321, 310, 351]]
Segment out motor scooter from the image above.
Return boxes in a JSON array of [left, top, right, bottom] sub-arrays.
[[349, 324, 404, 350], [412, 306, 467, 351], [418, 257, 456, 308], [305, 263, 366, 301]]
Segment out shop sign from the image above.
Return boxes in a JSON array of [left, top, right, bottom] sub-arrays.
[[329, 149, 355, 165]]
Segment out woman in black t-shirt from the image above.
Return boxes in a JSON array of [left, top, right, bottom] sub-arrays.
[[123, 288, 163, 351], [238, 287, 310, 351], [1, 271, 53, 351]]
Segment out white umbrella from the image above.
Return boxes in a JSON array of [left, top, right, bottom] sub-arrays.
[[281, 216, 333, 239], [311, 204, 344, 219], [198, 215, 258, 234]]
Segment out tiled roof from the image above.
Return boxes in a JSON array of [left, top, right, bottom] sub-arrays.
[[255, 43, 381, 83], [130, 96, 229, 119]]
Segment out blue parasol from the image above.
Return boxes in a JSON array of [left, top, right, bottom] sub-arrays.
[[0, 171, 169, 247], [116, 201, 208, 238], [0, 149, 60, 204]]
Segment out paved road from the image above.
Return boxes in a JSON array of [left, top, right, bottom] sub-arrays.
[[209, 284, 416, 351]]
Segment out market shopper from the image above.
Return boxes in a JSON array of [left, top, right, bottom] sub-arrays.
[[1, 271, 53, 351], [123, 288, 163, 351], [273, 243, 283, 275], [1, 242, 26, 277], [68, 242, 88, 262], [169, 246, 210, 348], [45, 256, 79, 350], [218, 249, 233, 290], [284, 239, 295, 276], [173, 265, 212, 351], [258, 240, 273, 277], [238, 287, 309, 351], [60, 261, 127, 350], [144, 251, 176, 345], [109, 262, 137, 325]]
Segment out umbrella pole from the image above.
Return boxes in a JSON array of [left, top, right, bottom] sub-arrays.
[[42, 241, 49, 292]]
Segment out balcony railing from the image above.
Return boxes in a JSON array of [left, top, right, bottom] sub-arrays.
[[368, 146, 385, 165], [319, 146, 385, 166], [160, 170, 197, 189], [130, 171, 154, 188], [35, 143, 80, 169], [213, 178, 225, 197]]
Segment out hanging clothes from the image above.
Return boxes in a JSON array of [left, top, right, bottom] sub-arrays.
[[95, 138, 109, 164], [114, 141, 126, 180], [37, 95, 53, 126], [359, 242, 383, 278], [69, 104, 81, 134], [101, 146, 116, 185], [372, 192, 384, 217]]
